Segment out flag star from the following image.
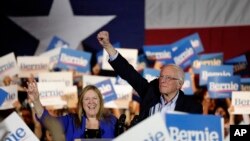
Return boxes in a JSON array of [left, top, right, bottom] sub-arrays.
[[9, 0, 115, 55]]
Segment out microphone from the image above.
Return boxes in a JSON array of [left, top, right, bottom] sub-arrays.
[[129, 115, 140, 128], [115, 114, 126, 137]]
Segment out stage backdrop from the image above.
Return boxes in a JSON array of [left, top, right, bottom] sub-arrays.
[[1, 0, 250, 60]]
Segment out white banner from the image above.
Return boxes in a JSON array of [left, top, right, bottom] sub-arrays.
[[113, 113, 172, 141], [17, 56, 50, 78], [232, 91, 250, 114], [38, 71, 73, 86], [102, 48, 138, 71], [0, 52, 19, 82], [82, 75, 116, 87], [104, 85, 133, 109], [37, 82, 77, 107], [0, 112, 39, 141], [0, 85, 18, 110]]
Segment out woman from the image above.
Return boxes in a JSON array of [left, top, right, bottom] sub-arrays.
[[26, 80, 117, 141]]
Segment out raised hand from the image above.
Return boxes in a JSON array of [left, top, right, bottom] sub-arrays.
[[25, 79, 44, 117], [97, 31, 117, 56], [97, 31, 111, 48], [25, 79, 40, 103]]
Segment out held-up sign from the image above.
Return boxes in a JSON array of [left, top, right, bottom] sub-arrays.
[[113, 113, 172, 141], [232, 91, 250, 114], [0, 112, 39, 141]]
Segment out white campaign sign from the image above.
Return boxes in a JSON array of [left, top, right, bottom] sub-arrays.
[[102, 48, 138, 71], [0, 112, 39, 141], [113, 113, 172, 141], [0, 85, 18, 110], [0, 52, 19, 82], [38, 71, 73, 86], [82, 75, 116, 87], [232, 91, 250, 114], [104, 84, 133, 109], [17, 56, 50, 78]]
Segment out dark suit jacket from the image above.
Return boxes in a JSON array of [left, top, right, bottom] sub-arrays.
[[110, 54, 203, 121]]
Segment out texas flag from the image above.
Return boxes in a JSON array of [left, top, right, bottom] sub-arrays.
[[1, 0, 250, 61]]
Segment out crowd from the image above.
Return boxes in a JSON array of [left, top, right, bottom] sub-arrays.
[[0, 31, 249, 141]]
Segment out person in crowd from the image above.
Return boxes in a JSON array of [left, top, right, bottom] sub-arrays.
[[25, 80, 117, 141], [97, 31, 203, 122], [125, 94, 140, 128]]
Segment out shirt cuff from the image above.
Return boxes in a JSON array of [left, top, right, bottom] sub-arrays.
[[109, 50, 118, 61], [35, 109, 49, 125]]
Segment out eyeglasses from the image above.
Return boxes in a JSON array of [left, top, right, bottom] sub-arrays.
[[159, 75, 180, 81]]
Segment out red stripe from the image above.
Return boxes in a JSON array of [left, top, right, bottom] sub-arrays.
[[145, 26, 250, 60]]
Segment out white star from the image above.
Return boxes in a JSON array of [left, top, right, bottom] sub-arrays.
[[9, 0, 115, 55]]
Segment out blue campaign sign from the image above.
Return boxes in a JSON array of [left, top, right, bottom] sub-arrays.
[[0, 88, 8, 106], [165, 114, 223, 141], [181, 73, 193, 95], [56, 48, 92, 73], [94, 79, 117, 103], [225, 54, 248, 75], [47, 36, 69, 51], [192, 52, 224, 74], [240, 78, 250, 91], [199, 65, 234, 86], [142, 68, 160, 82], [207, 76, 241, 98], [172, 33, 204, 54], [171, 40, 198, 70], [143, 44, 174, 65]]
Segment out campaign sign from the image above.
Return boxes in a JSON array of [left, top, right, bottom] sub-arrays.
[[0, 112, 39, 141], [240, 78, 250, 91], [199, 65, 233, 86], [104, 84, 133, 109], [17, 56, 50, 78], [0, 52, 19, 82], [181, 73, 193, 95], [113, 113, 172, 141], [230, 125, 250, 141], [142, 68, 160, 82], [232, 91, 250, 114], [82, 75, 116, 87], [207, 76, 241, 98], [38, 71, 73, 86], [225, 54, 248, 76], [37, 82, 67, 107], [57, 48, 92, 73], [192, 52, 223, 74], [172, 33, 204, 54], [0, 88, 8, 106], [143, 44, 174, 65], [180, 33, 204, 54], [166, 113, 224, 141], [94, 79, 117, 103], [102, 48, 138, 71], [0, 85, 18, 110], [40, 47, 61, 70], [171, 40, 198, 70], [47, 36, 69, 51]]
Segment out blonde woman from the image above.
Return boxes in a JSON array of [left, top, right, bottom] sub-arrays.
[[26, 80, 117, 141]]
